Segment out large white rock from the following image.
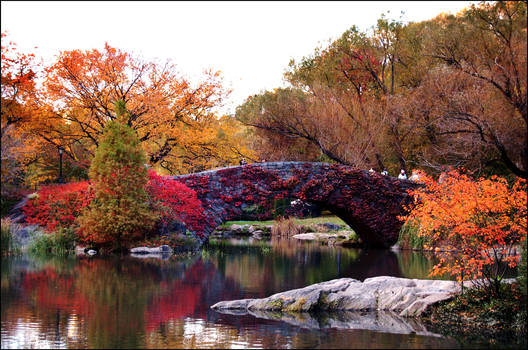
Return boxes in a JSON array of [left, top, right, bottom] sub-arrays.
[[211, 276, 463, 317]]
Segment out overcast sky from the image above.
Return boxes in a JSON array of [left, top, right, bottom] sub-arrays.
[[1, 1, 475, 115]]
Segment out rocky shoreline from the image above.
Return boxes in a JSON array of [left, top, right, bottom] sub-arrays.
[[211, 222, 361, 246], [211, 276, 515, 317]]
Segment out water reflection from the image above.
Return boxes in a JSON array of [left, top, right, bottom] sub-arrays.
[[217, 309, 442, 337], [2, 242, 458, 349]]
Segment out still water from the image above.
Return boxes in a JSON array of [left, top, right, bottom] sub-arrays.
[[2, 238, 461, 349]]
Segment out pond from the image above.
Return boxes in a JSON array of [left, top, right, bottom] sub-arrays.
[[2, 238, 464, 349]]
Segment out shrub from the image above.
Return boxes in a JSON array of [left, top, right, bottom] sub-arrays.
[[28, 226, 77, 257], [147, 170, 207, 236], [271, 217, 301, 237], [78, 101, 157, 249], [426, 282, 527, 348], [23, 181, 92, 231], [404, 169, 527, 295]]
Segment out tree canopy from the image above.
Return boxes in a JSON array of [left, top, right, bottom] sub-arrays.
[[236, 1, 527, 178]]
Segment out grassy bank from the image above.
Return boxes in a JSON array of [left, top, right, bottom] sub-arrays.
[[27, 227, 77, 257], [221, 215, 349, 228]]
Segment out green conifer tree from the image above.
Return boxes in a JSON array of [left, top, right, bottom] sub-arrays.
[[79, 100, 157, 250]]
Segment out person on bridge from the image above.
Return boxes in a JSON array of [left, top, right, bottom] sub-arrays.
[[398, 169, 407, 180], [239, 158, 247, 165]]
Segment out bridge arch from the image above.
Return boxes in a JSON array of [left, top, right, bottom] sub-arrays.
[[173, 162, 418, 248]]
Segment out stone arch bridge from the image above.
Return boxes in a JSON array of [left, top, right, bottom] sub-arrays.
[[172, 162, 419, 248]]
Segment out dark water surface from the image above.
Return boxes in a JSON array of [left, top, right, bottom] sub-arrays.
[[2, 239, 462, 349]]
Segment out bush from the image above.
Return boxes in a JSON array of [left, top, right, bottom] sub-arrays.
[[78, 101, 157, 249], [404, 169, 527, 295], [22, 167, 207, 245], [28, 226, 77, 257], [23, 181, 92, 231], [271, 217, 301, 237], [147, 170, 207, 236]]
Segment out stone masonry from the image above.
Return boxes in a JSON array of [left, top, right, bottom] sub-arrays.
[[172, 162, 419, 248]]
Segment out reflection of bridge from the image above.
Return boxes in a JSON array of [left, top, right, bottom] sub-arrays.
[[173, 162, 419, 248]]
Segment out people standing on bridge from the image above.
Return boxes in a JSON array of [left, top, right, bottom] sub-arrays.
[[239, 158, 247, 165], [381, 169, 388, 176], [398, 169, 407, 180]]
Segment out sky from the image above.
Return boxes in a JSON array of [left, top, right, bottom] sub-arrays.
[[1, 1, 476, 115]]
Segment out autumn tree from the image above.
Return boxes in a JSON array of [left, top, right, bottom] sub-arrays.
[[238, 2, 527, 179], [404, 169, 527, 295], [421, 1, 527, 178], [1, 33, 42, 188], [236, 88, 333, 163], [1, 33, 91, 190], [39, 43, 251, 175], [78, 100, 157, 249], [238, 20, 417, 171]]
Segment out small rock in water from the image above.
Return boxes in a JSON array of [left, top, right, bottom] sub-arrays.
[[160, 245, 172, 253]]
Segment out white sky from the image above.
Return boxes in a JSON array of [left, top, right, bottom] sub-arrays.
[[1, 1, 475, 115]]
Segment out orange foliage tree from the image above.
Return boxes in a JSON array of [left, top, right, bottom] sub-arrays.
[[41, 43, 251, 174], [404, 169, 527, 294], [1, 33, 45, 187]]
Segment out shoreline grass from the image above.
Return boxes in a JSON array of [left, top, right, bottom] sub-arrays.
[[221, 215, 350, 228]]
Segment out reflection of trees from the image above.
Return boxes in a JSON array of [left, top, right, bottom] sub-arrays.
[[206, 239, 384, 298], [396, 250, 442, 280], [1, 247, 450, 349], [206, 240, 445, 305], [74, 258, 158, 348], [1, 255, 218, 348], [340, 249, 402, 281]]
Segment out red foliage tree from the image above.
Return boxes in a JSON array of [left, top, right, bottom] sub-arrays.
[[23, 181, 93, 232]]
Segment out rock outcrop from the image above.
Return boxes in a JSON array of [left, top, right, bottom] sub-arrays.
[[211, 276, 462, 317]]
